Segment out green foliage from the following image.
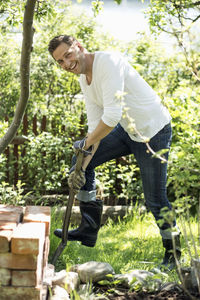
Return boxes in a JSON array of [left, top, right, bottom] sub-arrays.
[[0, 154, 7, 182], [19, 132, 73, 193], [167, 96, 200, 203], [145, 0, 200, 36], [0, 1, 199, 208], [0, 0, 58, 31], [91, 1, 104, 17], [0, 38, 20, 118], [0, 180, 32, 205]]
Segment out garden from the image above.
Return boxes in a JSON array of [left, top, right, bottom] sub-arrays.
[[0, 0, 200, 299]]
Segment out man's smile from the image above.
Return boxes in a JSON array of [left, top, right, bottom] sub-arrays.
[[67, 61, 78, 72]]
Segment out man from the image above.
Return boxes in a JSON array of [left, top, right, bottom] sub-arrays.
[[48, 35, 181, 268]]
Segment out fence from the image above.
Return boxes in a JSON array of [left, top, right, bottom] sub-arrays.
[[4, 114, 72, 185], [3, 114, 133, 206]]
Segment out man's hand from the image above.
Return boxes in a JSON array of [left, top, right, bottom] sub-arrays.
[[73, 137, 93, 156], [68, 165, 86, 194]]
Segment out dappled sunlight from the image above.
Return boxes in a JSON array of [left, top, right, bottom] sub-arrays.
[[120, 241, 132, 251], [49, 210, 199, 285]]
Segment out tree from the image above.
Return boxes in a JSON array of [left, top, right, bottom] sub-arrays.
[[0, 0, 37, 154], [145, 0, 200, 80]]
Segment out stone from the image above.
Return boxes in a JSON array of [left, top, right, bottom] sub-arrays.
[[43, 264, 55, 286], [23, 206, 51, 236], [160, 282, 182, 292], [0, 253, 38, 269], [0, 230, 12, 253], [0, 268, 11, 286], [189, 258, 200, 289], [11, 222, 45, 255], [50, 285, 70, 300], [0, 205, 23, 223], [52, 270, 67, 286], [52, 270, 79, 293], [190, 266, 200, 290], [64, 272, 80, 293], [72, 261, 115, 283], [114, 270, 154, 288], [55, 205, 134, 225], [191, 258, 200, 270]]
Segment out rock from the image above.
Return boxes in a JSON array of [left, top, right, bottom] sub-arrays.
[[191, 258, 200, 289], [180, 267, 192, 289], [54, 205, 134, 225], [160, 282, 182, 292], [73, 261, 115, 283], [190, 266, 200, 290], [52, 270, 67, 286], [52, 270, 79, 293], [63, 272, 79, 293], [114, 269, 154, 288], [191, 258, 200, 270], [181, 261, 200, 290], [43, 263, 55, 286], [50, 285, 70, 300]]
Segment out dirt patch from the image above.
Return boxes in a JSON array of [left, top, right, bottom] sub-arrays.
[[94, 285, 199, 300], [108, 290, 193, 299]]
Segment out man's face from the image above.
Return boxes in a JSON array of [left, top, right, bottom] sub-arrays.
[[52, 42, 86, 74]]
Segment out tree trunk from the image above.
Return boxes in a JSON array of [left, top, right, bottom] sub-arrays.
[[0, 0, 37, 154]]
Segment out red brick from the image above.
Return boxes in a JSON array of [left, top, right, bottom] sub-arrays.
[[0, 286, 46, 300], [11, 222, 45, 255], [0, 253, 38, 269], [0, 221, 17, 231], [0, 205, 23, 223], [12, 270, 40, 287], [0, 230, 12, 253], [11, 244, 44, 287], [0, 268, 11, 286], [23, 206, 51, 236]]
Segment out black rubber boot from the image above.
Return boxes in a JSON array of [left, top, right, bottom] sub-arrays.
[[54, 199, 103, 247], [161, 234, 181, 270]]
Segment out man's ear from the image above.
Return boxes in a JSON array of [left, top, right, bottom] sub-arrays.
[[77, 42, 84, 52]]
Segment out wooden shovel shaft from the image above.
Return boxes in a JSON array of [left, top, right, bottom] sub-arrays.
[[51, 151, 84, 265]]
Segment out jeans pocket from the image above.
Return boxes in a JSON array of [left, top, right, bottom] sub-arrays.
[[150, 123, 172, 152]]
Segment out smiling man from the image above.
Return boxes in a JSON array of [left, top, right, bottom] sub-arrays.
[[48, 35, 181, 269]]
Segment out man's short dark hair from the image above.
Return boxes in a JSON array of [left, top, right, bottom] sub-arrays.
[[48, 35, 77, 55]]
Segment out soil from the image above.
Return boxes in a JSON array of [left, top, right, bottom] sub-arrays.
[[94, 285, 200, 300], [107, 290, 198, 300]]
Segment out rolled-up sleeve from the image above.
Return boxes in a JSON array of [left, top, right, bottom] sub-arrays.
[[85, 99, 103, 133]]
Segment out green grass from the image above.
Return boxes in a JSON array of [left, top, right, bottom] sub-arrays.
[[49, 206, 200, 284]]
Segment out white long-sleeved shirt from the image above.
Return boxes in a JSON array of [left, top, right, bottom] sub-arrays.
[[79, 51, 171, 142]]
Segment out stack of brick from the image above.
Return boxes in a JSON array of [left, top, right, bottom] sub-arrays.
[[0, 205, 51, 300]]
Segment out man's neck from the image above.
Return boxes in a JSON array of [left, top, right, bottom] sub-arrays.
[[85, 53, 94, 85]]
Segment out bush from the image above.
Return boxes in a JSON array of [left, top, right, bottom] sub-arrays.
[[18, 132, 72, 193]]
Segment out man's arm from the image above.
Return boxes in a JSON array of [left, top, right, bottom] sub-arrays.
[[85, 120, 114, 149], [81, 120, 114, 170]]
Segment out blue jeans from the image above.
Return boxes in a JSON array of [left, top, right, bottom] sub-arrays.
[[77, 123, 178, 239]]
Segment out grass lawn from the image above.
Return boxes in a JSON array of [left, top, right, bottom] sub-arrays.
[[49, 205, 199, 283]]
